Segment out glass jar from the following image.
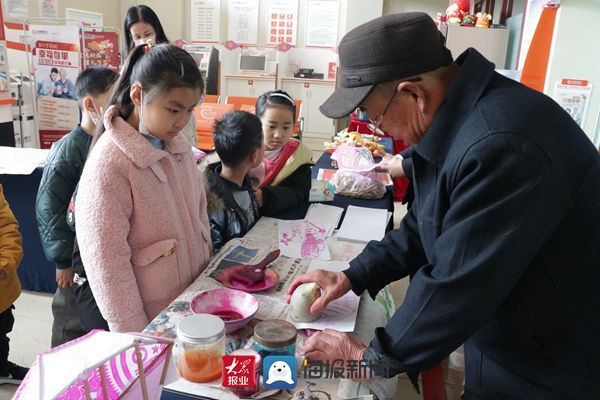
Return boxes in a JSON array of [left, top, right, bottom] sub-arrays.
[[173, 314, 225, 383], [229, 348, 261, 397], [252, 319, 297, 360]]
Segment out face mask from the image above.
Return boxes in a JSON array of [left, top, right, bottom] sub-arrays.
[[133, 34, 156, 47], [89, 100, 102, 127]]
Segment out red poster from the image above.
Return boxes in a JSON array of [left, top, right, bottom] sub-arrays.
[[82, 31, 120, 69], [0, 5, 5, 41]]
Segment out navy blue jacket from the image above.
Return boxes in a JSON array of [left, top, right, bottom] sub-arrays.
[[345, 49, 600, 399]]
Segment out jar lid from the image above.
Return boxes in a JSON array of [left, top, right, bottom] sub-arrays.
[[254, 319, 297, 348], [177, 314, 225, 344], [231, 348, 262, 368]]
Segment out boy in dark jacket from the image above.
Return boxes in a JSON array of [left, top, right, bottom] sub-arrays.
[[35, 67, 118, 347], [203, 111, 264, 252]]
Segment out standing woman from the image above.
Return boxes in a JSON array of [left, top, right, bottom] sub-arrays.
[[76, 43, 212, 333], [123, 5, 198, 147]]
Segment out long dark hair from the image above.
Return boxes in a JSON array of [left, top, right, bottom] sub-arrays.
[[92, 43, 203, 146], [124, 5, 169, 52]]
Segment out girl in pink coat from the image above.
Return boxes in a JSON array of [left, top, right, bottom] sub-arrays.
[[76, 42, 212, 333]]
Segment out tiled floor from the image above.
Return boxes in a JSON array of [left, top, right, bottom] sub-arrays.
[[0, 203, 464, 400], [0, 292, 53, 399]]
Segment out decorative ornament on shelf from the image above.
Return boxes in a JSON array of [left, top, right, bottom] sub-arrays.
[[446, 3, 466, 24], [435, 12, 448, 28], [475, 12, 492, 28], [461, 14, 476, 27]]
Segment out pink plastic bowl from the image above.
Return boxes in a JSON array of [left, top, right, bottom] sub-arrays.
[[190, 288, 259, 334]]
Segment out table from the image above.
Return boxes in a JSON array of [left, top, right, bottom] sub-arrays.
[[144, 217, 399, 400], [273, 138, 395, 226], [0, 167, 57, 293]]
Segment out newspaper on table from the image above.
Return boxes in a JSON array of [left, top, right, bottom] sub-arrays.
[[143, 218, 398, 399]]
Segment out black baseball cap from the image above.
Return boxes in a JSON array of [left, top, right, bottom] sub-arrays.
[[320, 12, 453, 119]]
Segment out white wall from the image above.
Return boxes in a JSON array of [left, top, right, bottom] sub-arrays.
[[121, 0, 185, 43], [383, 0, 448, 19], [17, 0, 122, 28], [545, 1, 600, 145]]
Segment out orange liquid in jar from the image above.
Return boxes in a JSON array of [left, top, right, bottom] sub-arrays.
[[177, 348, 222, 383]]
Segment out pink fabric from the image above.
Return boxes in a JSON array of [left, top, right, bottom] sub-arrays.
[[13, 330, 170, 400], [76, 106, 212, 333]]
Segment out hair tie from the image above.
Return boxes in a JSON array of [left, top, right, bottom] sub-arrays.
[[144, 39, 156, 53]]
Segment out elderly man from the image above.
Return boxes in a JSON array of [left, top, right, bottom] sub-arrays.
[[53, 68, 77, 100], [289, 12, 600, 400]]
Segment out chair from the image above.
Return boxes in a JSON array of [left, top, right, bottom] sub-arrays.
[[240, 104, 255, 114], [225, 96, 257, 111], [203, 94, 220, 103], [194, 103, 235, 151], [226, 96, 303, 140]]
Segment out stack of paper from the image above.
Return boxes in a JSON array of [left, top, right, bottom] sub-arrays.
[[305, 203, 344, 237], [337, 205, 389, 243]]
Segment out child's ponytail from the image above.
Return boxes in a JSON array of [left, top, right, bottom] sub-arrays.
[[92, 42, 203, 148], [92, 44, 147, 145]]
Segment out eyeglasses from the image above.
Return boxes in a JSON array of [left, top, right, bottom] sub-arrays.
[[366, 77, 422, 137], [367, 89, 397, 137]]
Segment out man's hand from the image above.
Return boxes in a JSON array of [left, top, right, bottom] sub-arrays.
[[56, 267, 74, 288], [303, 329, 368, 379], [253, 188, 264, 208], [374, 150, 405, 178], [0, 269, 7, 280], [288, 270, 352, 315]]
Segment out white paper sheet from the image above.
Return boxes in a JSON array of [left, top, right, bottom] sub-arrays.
[[227, 0, 260, 45], [337, 206, 388, 243], [191, 0, 221, 43], [278, 220, 331, 260], [305, 0, 339, 47], [0, 147, 49, 175], [289, 260, 359, 332], [305, 203, 344, 237]]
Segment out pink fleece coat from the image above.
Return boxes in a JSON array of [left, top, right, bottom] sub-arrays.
[[76, 106, 212, 333]]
